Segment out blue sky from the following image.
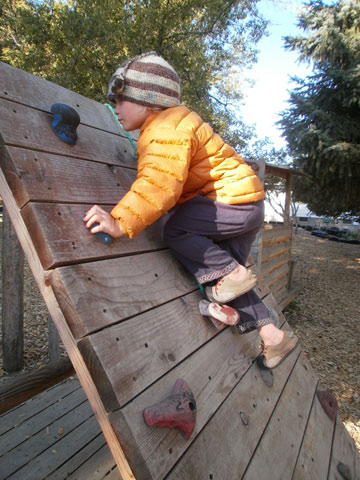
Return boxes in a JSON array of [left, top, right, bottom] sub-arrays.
[[240, 0, 312, 149]]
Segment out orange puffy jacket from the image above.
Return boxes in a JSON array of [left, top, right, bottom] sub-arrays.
[[111, 106, 265, 238]]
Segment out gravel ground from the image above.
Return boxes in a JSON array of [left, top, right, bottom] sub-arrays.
[[0, 225, 359, 450]]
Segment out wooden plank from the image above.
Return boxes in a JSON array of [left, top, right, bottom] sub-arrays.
[[270, 274, 288, 296], [0, 378, 81, 436], [78, 291, 216, 411], [292, 388, 335, 480], [261, 240, 291, 264], [274, 285, 291, 306], [49, 250, 197, 339], [167, 333, 301, 480], [0, 60, 136, 139], [48, 316, 61, 362], [0, 98, 135, 167], [0, 170, 135, 479], [21, 202, 164, 270], [1, 206, 24, 372], [0, 378, 117, 480], [2, 145, 136, 209], [278, 288, 295, 312], [263, 262, 289, 289], [251, 263, 271, 299], [0, 357, 74, 415], [109, 327, 261, 480], [243, 353, 319, 480], [260, 251, 290, 277], [0, 386, 88, 460], [63, 440, 117, 480], [6, 413, 100, 480], [104, 468, 122, 480], [262, 226, 292, 247], [328, 416, 360, 480]]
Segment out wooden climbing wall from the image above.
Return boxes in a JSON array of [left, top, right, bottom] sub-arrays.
[[1, 62, 359, 480]]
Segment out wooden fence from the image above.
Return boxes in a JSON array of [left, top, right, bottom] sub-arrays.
[[261, 224, 295, 311]]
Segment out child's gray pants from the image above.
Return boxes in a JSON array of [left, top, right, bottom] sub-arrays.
[[162, 196, 271, 333]]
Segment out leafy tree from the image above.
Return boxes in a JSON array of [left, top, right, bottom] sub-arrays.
[[0, 0, 267, 144], [278, 0, 360, 217]]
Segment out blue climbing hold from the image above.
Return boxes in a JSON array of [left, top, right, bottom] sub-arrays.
[[90, 223, 113, 246], [50, 104, 80, 145]]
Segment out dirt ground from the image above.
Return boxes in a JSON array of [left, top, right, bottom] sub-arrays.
[[0, 226, 359, 450], [285, 227, 360, 451]]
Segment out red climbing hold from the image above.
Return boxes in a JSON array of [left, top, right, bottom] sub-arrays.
[[143, 378, 197, 438]]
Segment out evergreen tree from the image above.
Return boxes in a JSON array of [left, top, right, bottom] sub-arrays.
[[278, 0, 360, 217], [0, 0, 267, 145]]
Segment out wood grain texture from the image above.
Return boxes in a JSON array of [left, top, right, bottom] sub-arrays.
[[261, 240, 291, 264], [1, 206, 24, 372], [243, 352, 319, 480], [260, 251, 290, 277], [6, 411, 99, 480], [110, 328, 260, 480], [2, 63, 358, 480], [3, 146, 136, 208], [328, 415, 360, 480], [49, 250, 197, 338], [292, 386, 335, 480], [0, 60, 137, 140], [0, 386, 88, 460], [263, 262, 289, 289], [0, 98, 136, 168], [0, 170, 135, 479], [262, 225, 292, 247], [167, 339, 301, 480], [21, 202, 164, 269], [0, 357, 74, 415], [78, 291, 218, 411]]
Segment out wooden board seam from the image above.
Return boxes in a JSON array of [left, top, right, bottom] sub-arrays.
[[0, 91, 134, 143], [290, 379, 320, 477], [241, 347, 303, 477]]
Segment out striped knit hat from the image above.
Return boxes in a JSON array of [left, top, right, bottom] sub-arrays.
[[107, 52, 181, 109]]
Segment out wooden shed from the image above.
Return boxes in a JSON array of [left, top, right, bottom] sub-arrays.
[[0, 62, 359, 479]]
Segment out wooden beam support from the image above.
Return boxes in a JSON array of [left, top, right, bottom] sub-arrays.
[[0, 357, 74, 414], [48, 315, 61, 363], [0, 168, 135, 480], [284, 173, 292, 226], [1, 206, 24, 372]]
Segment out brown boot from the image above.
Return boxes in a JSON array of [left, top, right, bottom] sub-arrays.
[[261, 331, 299, 369]]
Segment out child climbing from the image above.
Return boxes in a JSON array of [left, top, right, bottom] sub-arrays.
[[83, 51, 298, 368]]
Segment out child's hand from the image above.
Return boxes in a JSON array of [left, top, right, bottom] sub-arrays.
[[83, 205, 124, 238]]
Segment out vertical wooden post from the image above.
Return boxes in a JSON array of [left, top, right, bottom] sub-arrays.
[[48, 315, 61, 362], [284, 173, 292, 226], [2, 206, 24, 372], [250, 158, 266, 269]]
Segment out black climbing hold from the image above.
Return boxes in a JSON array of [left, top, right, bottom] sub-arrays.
[[260, 367, 273, 387], [50, 104, 80, 145], [256, 354, 267, 370], [337, 461, 352, 480], [256, 355, 273, 386]]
